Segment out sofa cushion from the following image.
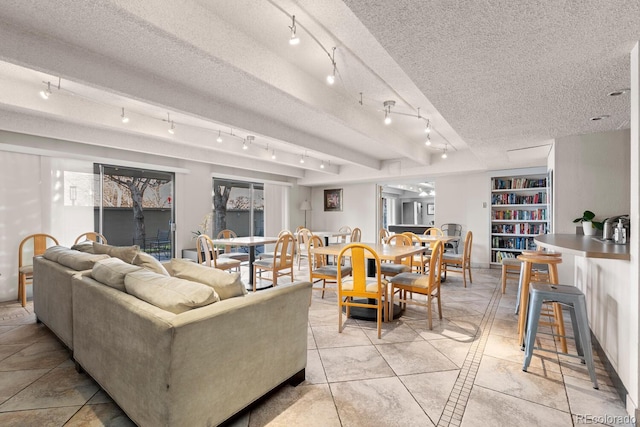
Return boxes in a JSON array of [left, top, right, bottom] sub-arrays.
[[124, 270, 219, 314], [92, 258, 143, 291], [43, 246, 73, 263], [71, 241, 95, 253], [171, 258, 247, 300], [56, 252, 110, 271], [93, 242, 140, 264], [133, 251, 170, 276]]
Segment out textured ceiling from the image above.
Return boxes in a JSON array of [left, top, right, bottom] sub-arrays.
[[0, 0, 637, 183]]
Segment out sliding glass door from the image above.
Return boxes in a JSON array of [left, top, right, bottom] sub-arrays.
[[212, 178, 264, 238], [95, 164, 174, 259]]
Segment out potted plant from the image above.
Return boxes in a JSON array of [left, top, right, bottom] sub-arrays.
[[573, 210, 603, 236]]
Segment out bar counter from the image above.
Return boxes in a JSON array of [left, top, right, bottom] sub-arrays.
[[534, 234, 630, 260]]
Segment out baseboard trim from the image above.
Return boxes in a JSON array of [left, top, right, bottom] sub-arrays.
[[591, 330, 627, 405]]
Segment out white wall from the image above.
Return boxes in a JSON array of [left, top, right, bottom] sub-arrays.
[[434, 172, 491, 267], [629, 41, 639, 418], [310, 183, 378, 242]]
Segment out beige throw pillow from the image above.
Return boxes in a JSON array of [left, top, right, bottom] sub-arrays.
[[43, 246, 73, 262], [56, 251, 110, 271], [124, 270, 219, 314], [93, 242, 140, 264], [132, 251, 170, 276], [171, 258, 247, 300], [70, 242, 95, 253], [92, 258, 143, 291]]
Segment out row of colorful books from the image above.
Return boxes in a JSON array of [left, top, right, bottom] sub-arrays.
[[492, 177, 547, 190]]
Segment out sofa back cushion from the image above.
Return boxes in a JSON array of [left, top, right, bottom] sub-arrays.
[[92, 258, 143, 292], [71, 242, 95, 253], [93, 242, 139, 264], [43, 246, 72, 263], [43, 246, 109, 270], [171, 258, 247, 300], [124, 270, 219, 314], [132, 251, 170, 276]]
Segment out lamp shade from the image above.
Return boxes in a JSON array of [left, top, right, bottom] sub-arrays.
[[300, 200, 312, 211]]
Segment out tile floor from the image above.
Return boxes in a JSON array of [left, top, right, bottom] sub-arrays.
[[0, 264, 635, 426]]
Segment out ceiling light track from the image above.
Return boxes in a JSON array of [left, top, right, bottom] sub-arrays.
[[39, 77, 61, 100]]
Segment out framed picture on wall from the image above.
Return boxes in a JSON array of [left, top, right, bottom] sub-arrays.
[[427, 203, 435, 215], [324, 188, 343, 211]]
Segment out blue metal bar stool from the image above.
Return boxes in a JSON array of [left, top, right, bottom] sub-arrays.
[[522, 283, 599, 389]]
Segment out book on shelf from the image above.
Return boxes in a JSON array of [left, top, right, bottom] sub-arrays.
[[492, 177, 547, 190]]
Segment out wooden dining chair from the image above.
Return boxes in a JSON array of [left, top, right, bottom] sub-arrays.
[[18, 233, 59, 307], [380, 234, 413, 279], [403, 232, 429, 274], [259, 229, 292, 260], [74, 231, 107, 245], [252, 233, 295, 292], [308, 235, 351, 300], [337, 243, 386, 339], [379, 228, 390, 244], [296, 228, 312, 270], [350, 227, 362, 243], [196, 235, 241, 272], [390, 241, 444, 330], [337, 226, 352, 243], [442, 231, 473, 287], [424, 227, 444, 236], [216, 229, 249, 263]]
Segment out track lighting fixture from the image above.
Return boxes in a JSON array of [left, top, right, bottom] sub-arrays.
[[289, 15, 300, 45], [441, 144, 448, 159], [271, 150, 276, 159], [40, 82, 52, 100], [326, 47, 336, 85], [168, 121, 175, 134], [424, 119, 431, 134], [425, 135, 431, 146], [216, 130, 222, 143], [300, 154, 305, 164], [243, 135, 254, 150], [320, 161, 325, 169], [121, 107, 129, 123], [242, 141, 248, 150], [383, 100, 395, 125]]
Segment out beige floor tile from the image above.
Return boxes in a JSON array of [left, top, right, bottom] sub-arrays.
[[64, 402, 134, 426], [564, 375, 633, 426], [248, 383, 341, 427], [311, 324, 371, 348], [0, 323, 53, 345], [304, 349, 327, 384], [331, 376, 434, 427], [461, 385, 572, 427], [400, 370, 460, 423], [307, 326, 316, 350], [0, 406, 79, 427], [0, 340, 69, 372], [0, 366, 99, 412], [429, 338, 472, 368], [0, 369, 50, 405], [375, 340, 458, 376], [483, 333, 561, 373], [405, 317, 478, 342], [359, 321, 423, 343], [319, 345, 394, 382], [475, 355, 569, 412], [87, 389, 114, 405], [0, 344, 30, 363]]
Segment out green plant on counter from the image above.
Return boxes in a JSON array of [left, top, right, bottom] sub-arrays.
[[573, 210, 603, 230]]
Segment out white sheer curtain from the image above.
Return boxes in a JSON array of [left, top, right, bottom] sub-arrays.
[[263, 183, 290, 237]]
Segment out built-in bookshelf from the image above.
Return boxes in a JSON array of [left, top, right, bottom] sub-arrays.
[[490, 173, 551, 265]]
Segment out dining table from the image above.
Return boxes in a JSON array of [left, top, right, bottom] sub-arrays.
[[311, 242, 425, 320], [209, 236, 279, 289]]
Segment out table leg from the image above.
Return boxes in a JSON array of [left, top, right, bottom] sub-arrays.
[[248, 246, 256, 286]]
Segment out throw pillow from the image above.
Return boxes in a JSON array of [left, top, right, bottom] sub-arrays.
[[124, 270, 219, 314], [92, 258, 143, 291], [171, 258, 247, 300], [43, 246, 72, 262], [57, 252, 110, 271], [132, 251, 170, 276], [93, 242, 140, 264], [70, 242, 95, 253]]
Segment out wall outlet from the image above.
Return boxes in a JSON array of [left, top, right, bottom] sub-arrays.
[[482, 202, 487, 208]]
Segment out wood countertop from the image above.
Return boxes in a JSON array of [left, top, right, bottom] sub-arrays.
[[534, 234, 630, 261]]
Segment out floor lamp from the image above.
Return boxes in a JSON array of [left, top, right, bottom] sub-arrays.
[[300, 200, 311, 228]]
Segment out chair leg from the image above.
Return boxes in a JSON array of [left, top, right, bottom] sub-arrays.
[[467, 263, 473, 283], [338, 300, 343, 333], [252, 268, 258, 293], [427, 295, 433, 330], [437, 293, 443, 320], [501, 265, 507, 294]]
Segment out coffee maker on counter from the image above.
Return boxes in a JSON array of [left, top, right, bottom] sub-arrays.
[[602, 215, 630, 244]]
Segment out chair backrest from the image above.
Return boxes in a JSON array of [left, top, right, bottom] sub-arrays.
[[19, 233, 59, 268], [387, 233, 412, 247], [74, 232, 107, 245], [196, 234, 218, 266], [297, 228, 312, 247], [278, 229, 292, 237], [337, 243, 382, 298], [402, 232, 422, 246], [337, 226, 351, 243], [379, 228, 389, 244], [441, 223, 462, 237], [424, 227, 444, 236], [350, 227, 362, 242], [425, 241, 444, 291], [462, 231, 473, 263], [308, 235, 326, 271], [216, 229, 238, 254], [272, 233, 295, 268], [157, 229, 170, 240]]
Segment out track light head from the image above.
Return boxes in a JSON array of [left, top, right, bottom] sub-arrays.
[[320, 161, 325, 169], [300, 155, 305, 164], [121, 107, 129, 123], [441, 152, 447, 159], [216, 130, 222, 143], [425, 135, 431, 146], [242, 141, 248, 150], [168, 121, 175, 134], [327, 47, 336, 85], [383, 100, 395, 125], [40, 81, 52, 100], [289, 15, 300, 45], [425, 119, 431, 133], [326, 72, 335, 85], [271, 150, 276, 159]]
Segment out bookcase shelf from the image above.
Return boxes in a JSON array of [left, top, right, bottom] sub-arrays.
[[490, 172, 552, 265]]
